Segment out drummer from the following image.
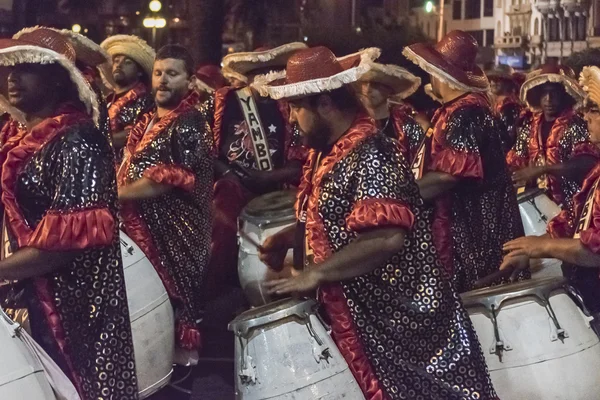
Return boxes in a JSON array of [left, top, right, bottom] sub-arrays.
[[0, 31, 138, 398], [507, 64, 598, 212], [502, 65, 600, 324], [486, 64, 523, 152], [257, 46, 498, 400], [118, 45, 214, 363]]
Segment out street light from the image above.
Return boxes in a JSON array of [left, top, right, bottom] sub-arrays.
[[72, 24, 82, 34], [424, 0, 444, 41], [425, 1, 434, 13], [144, 0, 165, 48], [149, 0, 162, 12]]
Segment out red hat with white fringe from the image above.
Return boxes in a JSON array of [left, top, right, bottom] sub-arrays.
[[520, 64, 584, 108]]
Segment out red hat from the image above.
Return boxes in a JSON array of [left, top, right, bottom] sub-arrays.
[[520, 64, 584, 108], [254, 46, 379, 100], [403, 30, 489, 92], [195, 64, 226, 93]]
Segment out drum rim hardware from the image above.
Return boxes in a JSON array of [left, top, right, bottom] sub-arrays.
[[0, 307, 20, 338]]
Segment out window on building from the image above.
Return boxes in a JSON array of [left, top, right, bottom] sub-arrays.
[[564, 17, 571, 41], [453, 0, 462, 19], [465, 0, 481, 19], [469, 30, 484, 45], [485, 29, 494, 46], [577, 15, 587, 40], [548, 17, 559, 41], [484, 0, 493, 16], [534, 18, 539, 35]]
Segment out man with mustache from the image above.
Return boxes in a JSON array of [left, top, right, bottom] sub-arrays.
[[118, 45, 213, 364], [507, 64, 598, 212], [101, 35, 155, 161]]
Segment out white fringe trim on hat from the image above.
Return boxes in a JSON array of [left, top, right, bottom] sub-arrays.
[[100, 35, 156, 80], [580, 66, 600, 107], [194, 77, 214, 94], [520, 72, 585, 108], [360, 62, 421, 100], [402, 47, 488, 93], [0, 45, 99, 125], [222, 42, 308, 70], [424, 83, 442, 103], [251, 70, 287, 94], [222, 66, 249, 84], [337, 47, 382, 65], [255, 51, 375, 100]]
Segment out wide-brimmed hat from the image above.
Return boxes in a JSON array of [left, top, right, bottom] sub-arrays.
[[403, 30, 489, 92], [222, 42, 308, 80], [520, 64, 584, 108], [13, 26, 116, 89], [355, 61, 421, 100], [222, 65, 248, 85], [254, 46, 379, 100], [579, 66, 600, 107], [195, 64, 226, 93], [0, 29, 98, 123], [100, 35, 155, 82]]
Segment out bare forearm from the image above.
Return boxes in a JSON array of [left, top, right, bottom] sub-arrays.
[[417, 172, 459, 201], [314, 228, 406, 283], [118, 177, 172, 201], [543, 238, 600, 267], [0, 247, 80, 280], [544, 155, 596, 182], [270, 161, 303, 184], [112, 130, 129, 150]]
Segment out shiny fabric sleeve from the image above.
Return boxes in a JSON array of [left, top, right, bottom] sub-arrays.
[[506, 116, 532, 170], [431, 107, 484, 179], [579, 190, 600, 253], [567, 116, 600, 160], [547, 209, 575, 239], [28, 126, 117, 250], [346, 136, 416, 233]]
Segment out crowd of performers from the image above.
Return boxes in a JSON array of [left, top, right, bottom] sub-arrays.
[[0, 24, 600, 400]]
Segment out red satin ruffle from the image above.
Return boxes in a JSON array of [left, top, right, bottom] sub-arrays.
[[143, 164, 195, 192], [320, 283, 388, 400], [212, 86, 236, 151], [176, 321, 202, 350], [347, 198, 414, 232], [29, 208, 115, 251], [573, 141, 600, 159], [546, 209, 574, 239], [430, 148, 483, 179], [107, 82, 149, 133]]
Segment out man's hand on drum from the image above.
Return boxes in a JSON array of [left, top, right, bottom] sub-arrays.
[[512, 166, 545, 185], [264, 268, 320, 297], [259, 225, 296, 272], [501, 236, 551, 280]]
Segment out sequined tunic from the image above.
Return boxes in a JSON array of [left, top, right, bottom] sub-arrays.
[[299, 115, 497, 400], [493, 96, 522, 152], [0, 107, 138, 399], [119, 93, 213, 349], [388, 104, 426, 164], [427, 93, 527, 292], [507, 110, 598, 211]]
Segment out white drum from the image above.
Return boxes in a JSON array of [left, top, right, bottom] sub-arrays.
[[462, 277, 600, 399], [228, 298, 364, 400], [238, 191, 297, 306], [120, 232, 174, 399], [517, 189, 563, 278], [0, 308, 56, 400]]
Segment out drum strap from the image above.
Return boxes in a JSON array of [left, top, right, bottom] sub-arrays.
[[410, 127, 433, 180], [235, 87, 273, 171], [574, 176, 600, 239]]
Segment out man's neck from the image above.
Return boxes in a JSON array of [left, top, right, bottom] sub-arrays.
[[327, 110, 358, 146], [368, 102, 390, 120], [156, 106, 174, 118], [115, 80, 140, 95], [25, 103, 60, 131]]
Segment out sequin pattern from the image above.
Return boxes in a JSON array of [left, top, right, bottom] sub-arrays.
[[441, 106, 529, 291], [125, 109, 213, 332], [317, 133, 496, 399], [14, 121, 138, 399]]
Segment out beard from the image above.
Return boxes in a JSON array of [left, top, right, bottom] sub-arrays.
[[153, 87, 186, 108], [302, 118, 332, 150]]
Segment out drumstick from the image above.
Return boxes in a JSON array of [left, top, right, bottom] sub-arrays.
[[472, 266, 515, 289], [213, 207, 265, 252]]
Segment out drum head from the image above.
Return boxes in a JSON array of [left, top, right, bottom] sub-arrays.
[[242, 190, 296, 222], [461, 276, 566, 309], [517, 188, 545, 203]]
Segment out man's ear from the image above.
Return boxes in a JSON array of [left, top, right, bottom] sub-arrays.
[[188, 75, 197, 90]]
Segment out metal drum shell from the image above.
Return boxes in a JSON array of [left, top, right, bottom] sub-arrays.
[[463, 278, 600, 399], [120, 231, 174, 399], [0, 312, 55, 400], [229, 298, 364, 400]]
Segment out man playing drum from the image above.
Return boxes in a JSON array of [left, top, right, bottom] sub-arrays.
[[507, 64, 598, 213], [502, 65, 600, 324], [118, 45, 213, 362], [257, 46, 497, 400], [0, 30, 138, 399], [403, 31, 527, 292]]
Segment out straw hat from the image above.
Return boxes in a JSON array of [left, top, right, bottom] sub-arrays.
[[355, 61, 421, 100], [580, 66, 600, 107], [520, 64, 584, 108], [254, 47, 379, 100], [100, 35, 156, 82], [222, 42, 308, 81], [13, 26, 116, 90], [0, 30, 98, 123], [403, 30, 489, 92]]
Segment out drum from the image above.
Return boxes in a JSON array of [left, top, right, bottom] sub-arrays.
[[120, 231, 174, 399], [517, 188, 563, 277], [0, 308, 56, 399], [238, 190, 297, 306], [228, 298, 364, 400], [462, 277, 600, 399]]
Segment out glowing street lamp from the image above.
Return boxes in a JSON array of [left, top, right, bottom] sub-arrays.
[[72, 24, 82, 34], [149, 0, 162, 12], [425, 1, 434, 13]]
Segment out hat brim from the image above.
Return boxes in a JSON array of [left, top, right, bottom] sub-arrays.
[[222, 42, 308, 77], [580, 66, 600, 108], [424, 83, 443, 103], [100, 35, 156, 86], [357, 63, 421, 100], [222, 66, 249, 84], [253, 48, 381, 100], [520, 73, 585, 108], [403, 43, 489, 92], [0, 42, 99, 124]]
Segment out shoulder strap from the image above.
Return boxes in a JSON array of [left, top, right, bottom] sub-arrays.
[[235, 87, 273, 171]]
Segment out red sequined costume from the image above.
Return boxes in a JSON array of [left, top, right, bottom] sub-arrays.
[[493, 94, 522, 152], [426, 93, 528, 292], [300, 114, 497, 400], [118, 92, 213, 350], [0, 105, 138, 399], [386, 103, 425, 164]]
